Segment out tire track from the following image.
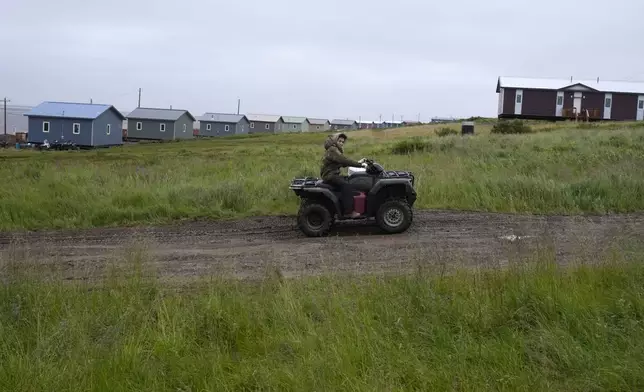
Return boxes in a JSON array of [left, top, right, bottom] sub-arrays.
[[1, 210, 643, 281]]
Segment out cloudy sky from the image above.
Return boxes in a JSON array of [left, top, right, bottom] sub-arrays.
[[1, 0, 643, 121]]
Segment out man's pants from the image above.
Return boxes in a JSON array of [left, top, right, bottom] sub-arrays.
[[324, 175, 355, 214]]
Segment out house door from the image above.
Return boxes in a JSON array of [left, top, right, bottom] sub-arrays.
[[637, 95, 644, 121], [555, 91, 564, 116], [514, 89, 523, 115], [573, 92, 583, 114], [603, 93, 612, 120]]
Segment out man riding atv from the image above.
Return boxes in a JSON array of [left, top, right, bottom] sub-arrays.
[[320, 132, 368, 218]]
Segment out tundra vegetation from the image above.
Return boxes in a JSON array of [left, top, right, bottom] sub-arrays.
[[1, 119, 643, 390]]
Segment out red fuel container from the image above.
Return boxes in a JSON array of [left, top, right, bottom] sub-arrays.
[[353, 192, 366, 214]]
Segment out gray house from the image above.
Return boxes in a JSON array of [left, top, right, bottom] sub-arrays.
[[246, 114, 280, 134], [330, 119, 358, 130], [24, 101, 125, 147], [307, 118, 330, 132], [276, 116, 310, 133], [126, 107, 196, 141], [198, 113, 250, 137]]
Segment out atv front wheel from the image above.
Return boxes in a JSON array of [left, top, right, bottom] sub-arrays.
[[297, 202, 333, 237], [375, 198, 413, 234]]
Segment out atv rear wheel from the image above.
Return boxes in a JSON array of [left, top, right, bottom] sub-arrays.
[[375, 198, 413, 234], [297, 202, 333, 237]]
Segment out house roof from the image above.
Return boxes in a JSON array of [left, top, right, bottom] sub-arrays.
[[199, 113, 246, 123], [246, 114, 281, 123], [497, 76, 644, 95], [308, 118, 329, 125], [127, 107, 196, 121], [280, 116, 308, 124], [330, 119, 357, 125], [23, 101, 125, 120]]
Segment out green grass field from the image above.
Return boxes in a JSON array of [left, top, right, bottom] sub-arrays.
[[1, 250, 644, 391], [0, 120, 643, 231]]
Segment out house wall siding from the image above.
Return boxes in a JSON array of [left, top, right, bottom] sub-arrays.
[[127, 119, 175, 140], [92, 109, 124, 146], [28, 117, 93, 145], [521, 89, 557, 117], [236, 118, 250, 134], [173, 113, 194, 139], [611, 93, 638, 120], [249, 121, 276, 133], [502, 88, 516, 115]]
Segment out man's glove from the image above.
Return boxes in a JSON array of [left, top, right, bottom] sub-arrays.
[[361, 162, 368, 168], [358, 158, 367, 164]]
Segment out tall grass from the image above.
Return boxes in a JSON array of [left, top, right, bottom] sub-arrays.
[[0, 122, 643, 230], [1, 250, 644, 390]]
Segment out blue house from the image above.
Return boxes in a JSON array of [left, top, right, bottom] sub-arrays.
[[24, 101, 125, 147]]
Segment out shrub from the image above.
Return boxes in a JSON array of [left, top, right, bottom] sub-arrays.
[[390, 137, 430, 154], [491, 120, 533, 134], [435, 127, 458, 137]]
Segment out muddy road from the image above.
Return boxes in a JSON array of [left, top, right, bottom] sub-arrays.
[[0, 210, 643, 281]]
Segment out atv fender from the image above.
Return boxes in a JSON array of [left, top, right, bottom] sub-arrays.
[[367, 179, 417, 215], [296, 188, 342, 216]]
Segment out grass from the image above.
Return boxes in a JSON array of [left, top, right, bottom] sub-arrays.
[[2, 249, 644, 391], [0, 120, 643, 231]]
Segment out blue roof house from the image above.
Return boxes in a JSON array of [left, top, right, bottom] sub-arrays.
[[24, 101, 125, 147]]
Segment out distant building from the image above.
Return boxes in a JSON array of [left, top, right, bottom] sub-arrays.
[[497, 76, 644, 121], [24, 101, 125, 147], [198, 113, 250, 137], [126, 107, 196, 141], [307, 118, 331, 132], [0, 104, 31, 134], [276, 116, 309, 132], [246, 114, 280, 133], [330, 119, 358, 130]]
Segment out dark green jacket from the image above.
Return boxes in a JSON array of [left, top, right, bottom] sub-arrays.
[[320, 133, 363, 180]]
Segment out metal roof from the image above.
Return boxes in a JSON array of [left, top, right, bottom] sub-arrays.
[[308, 118, 329, 125], [246, 114, 281, 123], [127, 107, 196, 121], [497, 76, 644, 94], [199, 113, 246, 123], [23, 101, 125, 120], [330, 119, 357, 125], [280, 116, 308, 123]]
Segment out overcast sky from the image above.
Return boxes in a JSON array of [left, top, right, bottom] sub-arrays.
[[1, 0, 643, 121]]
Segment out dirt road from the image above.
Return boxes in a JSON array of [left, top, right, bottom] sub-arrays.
[[1, 210, 643, 281]]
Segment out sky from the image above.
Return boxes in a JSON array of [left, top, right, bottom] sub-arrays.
[[1, 0, 643, 123]]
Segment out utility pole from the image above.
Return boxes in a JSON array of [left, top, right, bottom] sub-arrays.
[[138, 88, 141, 107], [3, 97, 10, 139], [237, 98, 240, 115]]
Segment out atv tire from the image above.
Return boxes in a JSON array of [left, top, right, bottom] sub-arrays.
[[297, 202, 333, 237], [376, 198, 413, 234]]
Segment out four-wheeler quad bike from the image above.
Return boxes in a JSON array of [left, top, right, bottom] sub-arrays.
[[289, 159, 417, 237]]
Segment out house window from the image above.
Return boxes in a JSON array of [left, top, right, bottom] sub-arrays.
[[225, 124, 230, 132], [73, 123, 80, 134], [250, 122, 255, 128], [265, 124, 270, 129], [42, 121, 50, 133], [639, 100, 644, 109], [557, 96, 563, 105], [292, 124, 297, 129], [317, 125, 320, 130], [107, 124, 111, 135], [160, 123, 166, 132], [136, 122, 142, 130], [206, 124, 211, 131], [183, 124, 187, 132], [516, 94, 522, 103], [605, 98, 612, 107]]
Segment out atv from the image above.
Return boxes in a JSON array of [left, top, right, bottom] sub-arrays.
[[289, 159, 417, 237]]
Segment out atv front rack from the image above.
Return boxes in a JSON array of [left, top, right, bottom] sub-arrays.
[[289, 176, 321, 189]]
